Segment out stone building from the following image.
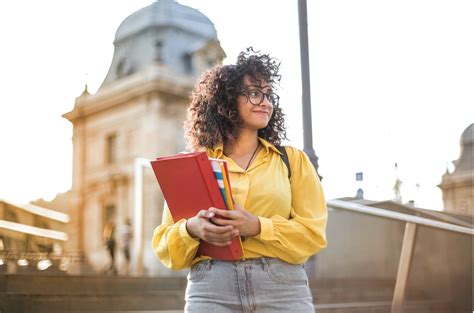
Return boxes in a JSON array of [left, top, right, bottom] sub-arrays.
[[62, 0, 225, 275], [439, 123, 473, 217]]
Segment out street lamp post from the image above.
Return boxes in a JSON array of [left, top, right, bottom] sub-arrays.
[[298, 0, 321, 179], [298, 0, 321, 279]]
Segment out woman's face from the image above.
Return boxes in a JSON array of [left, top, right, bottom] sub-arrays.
[[237, 76, 275, 131]]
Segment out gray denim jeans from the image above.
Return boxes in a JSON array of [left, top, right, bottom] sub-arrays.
[[185, 257, 315, 313]]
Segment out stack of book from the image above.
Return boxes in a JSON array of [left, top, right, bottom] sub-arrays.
[[150, 152, 243, 260]]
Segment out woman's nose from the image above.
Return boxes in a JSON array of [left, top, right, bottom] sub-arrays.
[[261, 95, 273, 107]]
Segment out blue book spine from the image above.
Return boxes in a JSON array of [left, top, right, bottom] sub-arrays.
[[210, 159, 227, 205]]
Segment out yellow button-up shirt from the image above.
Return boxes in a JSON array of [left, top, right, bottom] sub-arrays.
[[152, 138, 328, 270]]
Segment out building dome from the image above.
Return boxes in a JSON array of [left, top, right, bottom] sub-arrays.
[[98, 0, 224, 90], [439, 123, 474, 215], [449, 123, 473, 174], [115, 0, 217, 43], [460, 123, 473, 145]]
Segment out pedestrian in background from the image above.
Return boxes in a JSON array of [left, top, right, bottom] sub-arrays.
[[121, 218, 133, 275], [103, 220, 117, 275]]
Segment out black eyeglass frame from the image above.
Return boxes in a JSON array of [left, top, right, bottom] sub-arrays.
[[240, 89, 280, 107]]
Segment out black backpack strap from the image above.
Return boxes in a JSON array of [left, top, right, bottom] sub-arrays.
[[276, 146, 291, 180]]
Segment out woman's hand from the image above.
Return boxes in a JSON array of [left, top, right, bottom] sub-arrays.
[[209, 204, 261, 237], [186, 210, 240, 246]]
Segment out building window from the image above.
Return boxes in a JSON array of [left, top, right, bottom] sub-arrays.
[[183, 53, 193, 74], [106, 133, 118, 164], [154, 40, 163, 63]]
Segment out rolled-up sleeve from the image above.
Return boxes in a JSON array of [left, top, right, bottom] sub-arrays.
[[254, 148, 328, 264], [151, 203, 200, 270]]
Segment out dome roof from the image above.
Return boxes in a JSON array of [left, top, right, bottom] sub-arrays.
[[115, 0, 217, 42], [460, 123, 473, 145]]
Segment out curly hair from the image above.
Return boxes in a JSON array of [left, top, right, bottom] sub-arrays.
[[184, 47, 287, 151]]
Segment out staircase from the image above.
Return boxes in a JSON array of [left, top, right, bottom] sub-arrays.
[[0, 274, 186, 313], [0, 274, 454, 313]]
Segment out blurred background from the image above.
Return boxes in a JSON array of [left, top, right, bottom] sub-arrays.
[[0, 1, 472, 312]]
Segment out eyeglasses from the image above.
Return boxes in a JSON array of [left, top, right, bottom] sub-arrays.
[[241, 89, 280, 106]]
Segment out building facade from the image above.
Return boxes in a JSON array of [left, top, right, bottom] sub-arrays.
[[439, 123, 473, 217], [62, 0, 225, 275]]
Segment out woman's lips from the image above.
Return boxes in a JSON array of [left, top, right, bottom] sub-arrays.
[[253, 111, 269, 117]]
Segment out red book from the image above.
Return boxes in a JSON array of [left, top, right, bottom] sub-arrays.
[[150, 151, 243, 260]]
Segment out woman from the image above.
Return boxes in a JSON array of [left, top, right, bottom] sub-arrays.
[[152, 48, 328, 312]]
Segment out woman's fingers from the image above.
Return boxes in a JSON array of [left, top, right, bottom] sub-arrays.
[[210, 217, 236, 226], [197, 210, 214, 219], [203, 222, 233, 234], [208, 207, 233, 218], [200, 221, 239, 244], [193, 213, 240, 245], [208, 241, 232, 247]]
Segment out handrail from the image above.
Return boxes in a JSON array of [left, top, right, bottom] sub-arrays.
[[0, 220, 68, 241], [0, 199, 70, 223], [327, 199, 473, 236]]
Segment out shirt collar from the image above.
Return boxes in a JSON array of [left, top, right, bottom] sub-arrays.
[[207, 137, 281, 158], [258, 137, 282, 155]]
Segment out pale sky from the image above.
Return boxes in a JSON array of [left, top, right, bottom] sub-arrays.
[[0, 0, 472, 211]]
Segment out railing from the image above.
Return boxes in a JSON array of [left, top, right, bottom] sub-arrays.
[[327, 199, 473, 313], [0, 220, 68, 241]]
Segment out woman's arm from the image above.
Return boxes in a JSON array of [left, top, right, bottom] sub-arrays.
[[151, 205, 200, 270], [254, 147, 328, 263], [151, 204, 239, 270]]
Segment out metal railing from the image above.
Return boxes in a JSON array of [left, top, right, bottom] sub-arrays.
[[327, 199, 473, 313], [0, 220, 68, 241]]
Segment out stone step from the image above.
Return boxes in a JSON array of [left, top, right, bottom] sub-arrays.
[[0, 275, 454, 313], [3, 275, 399, 299], [0, 297, 453, 313], [0, 274, 186, 295], [0, 292, 186, 313]]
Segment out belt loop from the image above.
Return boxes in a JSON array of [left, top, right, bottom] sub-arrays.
[[260, 257, 268, 271], [205, 259, 213, 271]]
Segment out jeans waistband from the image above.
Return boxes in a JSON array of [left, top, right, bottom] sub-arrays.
[[196, 257, 299, 271]]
